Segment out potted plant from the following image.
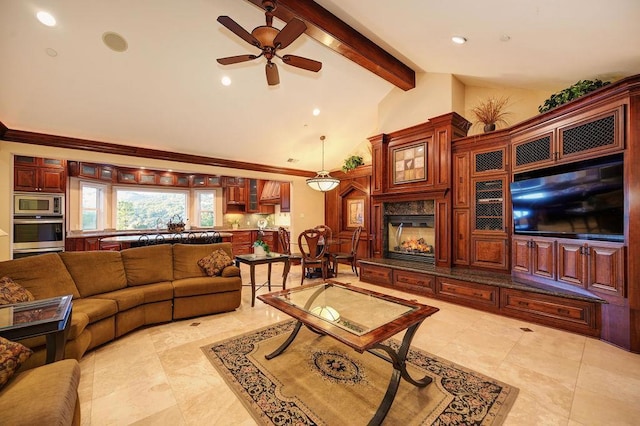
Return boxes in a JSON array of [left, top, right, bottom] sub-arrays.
[[470, 96, 511, 133], [253, 239, 270, 255], [342, 155, 364, 172], [230, 219, 240, 230]]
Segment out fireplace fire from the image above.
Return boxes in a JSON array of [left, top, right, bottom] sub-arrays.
[[385, 215, 435, 263]]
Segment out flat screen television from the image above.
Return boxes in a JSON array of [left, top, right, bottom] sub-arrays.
[[510, 155, 624, 242]]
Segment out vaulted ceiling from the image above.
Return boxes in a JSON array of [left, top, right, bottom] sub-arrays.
[[1, 0, 638, 173]]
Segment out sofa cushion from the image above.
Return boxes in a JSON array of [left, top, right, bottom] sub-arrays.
[[0, 254, 80, 300], [172, 276, 242, 298], [0, 276, 34, 305], [121, 244, 174, 286], [173, 243, 234, 280], [0, 337, 32, 389], [60, 251, 127, 297], [71, 297, 118, 323], [221, 265, 241, 277], [0, 359, 80, 425], [197, 249, 234, 276]]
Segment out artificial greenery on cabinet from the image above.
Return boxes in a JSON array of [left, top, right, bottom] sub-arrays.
[[538, 79, 611, 113]]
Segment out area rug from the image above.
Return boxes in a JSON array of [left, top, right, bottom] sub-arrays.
[[201, 320, 518, 425]]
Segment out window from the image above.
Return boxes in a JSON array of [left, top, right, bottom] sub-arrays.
[[114, 187, 188, 230], [196, 191, 215, 227], [80, 182, 105, 230]]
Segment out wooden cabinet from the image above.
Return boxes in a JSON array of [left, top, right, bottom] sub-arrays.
[[557, 240, 625, 297], [512, 106, 624, 173], [453, 152, 470, 208], [359, 263, 393, 286], [247, 179, 260, 213], [513, 236, 625, 298], [280, 182, 291, 212], [14, 156, 66, 192], [191, 175, 221, 187], [501, 288, 600, 336], [393, 270, 435, 295], [223, 176, 246, 187], [231, 230, 253, 255], [436, 277, 500, 312], [512, 236, 556, 281], [259, 181, 281, 203], [68, 162, 114, 182], [225, 185, 246, 204]]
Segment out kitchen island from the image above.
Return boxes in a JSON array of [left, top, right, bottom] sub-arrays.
[[65, 228, 282, 254]]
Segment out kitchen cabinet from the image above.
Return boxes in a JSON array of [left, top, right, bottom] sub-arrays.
[[247, 180, 275, 214], [68, 162, 114, 182], [279, 182, 291, 212], [223, 176, 246, 187], [512, 105, 623, 173], [191, 175, 221, 187], [259, 181, 281, 203], [14, 156, 66, 193], [231, 230, 253, 255]]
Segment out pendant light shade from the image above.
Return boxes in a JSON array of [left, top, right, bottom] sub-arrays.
[[306, 135, 339, 192]]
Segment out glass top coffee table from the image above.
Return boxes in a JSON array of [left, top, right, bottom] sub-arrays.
[[258, 281, 439, 425], [0, 295, 73, 363]]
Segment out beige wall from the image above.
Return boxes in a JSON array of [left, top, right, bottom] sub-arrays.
[[0, 140, 324, 261], [463, 85, 551, 136]]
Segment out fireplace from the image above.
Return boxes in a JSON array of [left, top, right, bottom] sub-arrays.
[[383, 201, 435, 264]]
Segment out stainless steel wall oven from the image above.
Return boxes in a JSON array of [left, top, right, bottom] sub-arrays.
[[13, 193, 65, 258]]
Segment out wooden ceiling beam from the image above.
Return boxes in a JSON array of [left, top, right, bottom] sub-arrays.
[[244, 0, 416, 91]]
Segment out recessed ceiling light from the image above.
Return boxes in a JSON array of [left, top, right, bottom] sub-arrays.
[[451, 36, 467, 45], [312, 108, 320, 116], [45, 48, 58, 57], [36, 11, 56, 27], [500, 34, 511, 42], [221, 76, 231, 86]]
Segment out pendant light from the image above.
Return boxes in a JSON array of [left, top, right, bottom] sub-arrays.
[[306, 135, 340, 192]]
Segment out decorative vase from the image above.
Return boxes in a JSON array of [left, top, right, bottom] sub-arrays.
[[254, 245, 265, 256], [232, 223, 239, 230], [483, 123, 496, 133]]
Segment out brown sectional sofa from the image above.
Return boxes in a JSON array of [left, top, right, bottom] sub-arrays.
[[0, 242, 242, 425]]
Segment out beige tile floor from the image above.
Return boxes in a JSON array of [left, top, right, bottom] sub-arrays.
[[78, 263, 640, 425]]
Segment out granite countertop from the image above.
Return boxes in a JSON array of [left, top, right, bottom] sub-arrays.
[[358, 257, 607, 304], [66, 227, 281, 238]]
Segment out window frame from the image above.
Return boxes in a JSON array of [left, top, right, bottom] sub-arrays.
[[194, 189, 215, 228], [80, 181, 107, 231], [112, 185, 190, 231]]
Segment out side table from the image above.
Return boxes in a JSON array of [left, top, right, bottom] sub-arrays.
[[235, 253, 290, 307], [0, 295, 73, 363]]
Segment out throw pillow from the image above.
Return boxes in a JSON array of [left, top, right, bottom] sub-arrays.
[[197, 249, 234, 277], [0, 336, 33, 389], [0, 276, 35, 305]]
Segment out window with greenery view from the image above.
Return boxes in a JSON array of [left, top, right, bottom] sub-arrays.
[[81, 182, 105, 230], [196, 191, 215, 227], [115, 188, 187, 230]]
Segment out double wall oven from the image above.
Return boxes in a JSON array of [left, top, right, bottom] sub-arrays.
[[13, 193, 65, 258]]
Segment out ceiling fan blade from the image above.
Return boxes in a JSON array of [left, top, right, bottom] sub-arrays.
[[273, 18, 306, 49], [281, 54, 322, 72], [216, 54, 259, 65], [266, 62, 280, 86], [217, 16, 261, 48]]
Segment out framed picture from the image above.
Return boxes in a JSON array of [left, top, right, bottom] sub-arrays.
[[392, 143, 426, 184], [346, 198, 365, 228]]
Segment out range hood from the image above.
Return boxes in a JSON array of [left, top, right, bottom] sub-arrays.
[[260, 181, 281, 203]]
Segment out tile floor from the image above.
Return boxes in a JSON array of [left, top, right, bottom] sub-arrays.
[[78, 264, 640, 425]]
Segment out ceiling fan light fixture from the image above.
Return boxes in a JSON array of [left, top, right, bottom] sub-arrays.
[[306, 135, 339, 192]]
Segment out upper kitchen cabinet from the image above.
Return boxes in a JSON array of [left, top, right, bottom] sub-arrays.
[[14, 156, 66, 193], [191, 175, 221, 188], [68, 161, 114, 182]]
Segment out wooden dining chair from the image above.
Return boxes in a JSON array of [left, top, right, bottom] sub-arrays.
[[298, 228, 329, 285], [313, 225, 333, 252], [278, 227, 301, 266], [330, 226, 363, 277]]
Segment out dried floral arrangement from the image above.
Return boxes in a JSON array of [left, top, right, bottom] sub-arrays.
[[470, 96, 511, 131]]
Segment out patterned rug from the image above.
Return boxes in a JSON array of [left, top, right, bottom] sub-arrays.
[[202, 320, 518, 425]]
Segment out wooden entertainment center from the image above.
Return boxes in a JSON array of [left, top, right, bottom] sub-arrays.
[[339, 75, 640, 353]]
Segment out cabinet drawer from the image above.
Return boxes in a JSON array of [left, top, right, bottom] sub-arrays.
[[500, 289, 599, 335], [232, 231, 252, 244], [436, 277, 499, 310], [394, 270, 435, 295], [360, 264, 393, 286]]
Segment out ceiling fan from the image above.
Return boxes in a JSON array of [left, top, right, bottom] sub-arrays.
[[216, 0, 322, 86]]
